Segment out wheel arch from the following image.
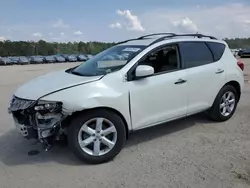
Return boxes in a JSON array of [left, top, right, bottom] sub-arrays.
[[64, 107, 130, 139], [224, 80, 241, 101], [210, 80, 241, 108]]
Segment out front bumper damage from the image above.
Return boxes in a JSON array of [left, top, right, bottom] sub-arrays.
[[8, 96, 68, 151]]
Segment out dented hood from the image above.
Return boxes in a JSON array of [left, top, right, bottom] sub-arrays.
[[14, 69, 103, 100]]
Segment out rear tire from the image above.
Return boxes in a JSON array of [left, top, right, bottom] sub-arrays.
[[208, 85, 239, 122], [68, 109, 126, 164]]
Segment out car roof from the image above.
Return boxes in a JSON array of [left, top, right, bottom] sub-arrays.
[[117, 33, 227, 47]]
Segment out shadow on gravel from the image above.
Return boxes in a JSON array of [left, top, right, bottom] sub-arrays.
[[0, 129, 84, 166], [126, 112, 211, 147], [0, 112, 212, 166]]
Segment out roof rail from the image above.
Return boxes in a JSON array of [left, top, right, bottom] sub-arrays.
[[149, 33, 218, 46], [116, 33, 176, 45], [137, 33, 176, 39], [116, 38, 142, 45]]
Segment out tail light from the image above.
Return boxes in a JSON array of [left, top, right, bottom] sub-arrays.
[[237, 60, 244, 71]]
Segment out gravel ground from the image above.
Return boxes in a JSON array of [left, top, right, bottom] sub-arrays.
[[0, 59, 250, 188]]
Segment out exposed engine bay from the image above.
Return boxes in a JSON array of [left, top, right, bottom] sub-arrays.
[[8, 95, 68, 151]]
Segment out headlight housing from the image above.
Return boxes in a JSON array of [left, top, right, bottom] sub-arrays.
[[34, 101, 63, 113]]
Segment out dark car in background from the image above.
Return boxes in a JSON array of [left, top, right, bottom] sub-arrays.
[[238, 48, 250, 58], [1, 57, 12, 65], [238, 49, 244, 56], [55, 55, 65, 63], [0, 56, 4, 65], [61, 54, 69, 59], [30, 56, 45, 64], [66, 54, 78, 62], [27, 56, 32, 62], [0, 54, 94, 66], [44, 55, 56, 63], [77, 54, 87, 61], [18, 56, 29, 65], [10, 56, 20, 65], [86, 54, 94, 60]]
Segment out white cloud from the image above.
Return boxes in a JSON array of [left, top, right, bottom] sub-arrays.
[[0, 36, 6, 41], [49, 32, 53, 36], [244, 20, 250, 24], [74, 31, 83, 35], [111, 9, 145, 32], [109, 22, 122, 29], [173, 18, 198, 33], [139, 3, 250, 38], [52, 19, 69, 28], [32, 32, 42, 37], [60, 32, 65, 36]]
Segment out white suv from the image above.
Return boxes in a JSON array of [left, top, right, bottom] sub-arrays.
[[8, 33, 245, 164]]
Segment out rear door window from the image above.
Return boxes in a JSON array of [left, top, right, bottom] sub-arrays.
[[179, 42, 214, 68], [206, 42, 226, 61]]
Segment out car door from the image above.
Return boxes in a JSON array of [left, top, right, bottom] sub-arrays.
[[127, 44, 188, 130], [179, 41, 227, 115]]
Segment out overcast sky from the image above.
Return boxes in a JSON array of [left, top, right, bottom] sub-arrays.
[[0, 0, 250, 42]]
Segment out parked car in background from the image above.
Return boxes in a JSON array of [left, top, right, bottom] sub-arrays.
[[238, 48, 250, 58], [86, 54, 94, 60], [66, 54, 78, 62], [44, 55, 56, 63], [1, 57, 12, 65], [55, 55, 66, 63], [27, 56, 32, 62], [10, 56, 20, 65], [30, 56, 45, 64], [0, 56, 4, 65], [77, 54, 87, 61], [0, 53, 94, 66], [18, 56, 29, 65], [61, 54, 69, 59], [230, 49, 238, 57], [238, 49, 244, 56]]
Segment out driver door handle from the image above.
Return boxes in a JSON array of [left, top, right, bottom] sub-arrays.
[[174, 79, 187, 85], [215, 69, 224, 74]]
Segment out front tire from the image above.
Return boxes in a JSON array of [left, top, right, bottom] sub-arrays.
[[208, 85, 239, 122], [68, 109, 126, 164]]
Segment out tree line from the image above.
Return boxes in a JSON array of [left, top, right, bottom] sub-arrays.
[[0, 38, 249, 57], [0, 40, 116, 57], [224, 38, 250, 49]]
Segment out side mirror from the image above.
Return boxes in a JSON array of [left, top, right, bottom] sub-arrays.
[[135, 65, 154, 78]]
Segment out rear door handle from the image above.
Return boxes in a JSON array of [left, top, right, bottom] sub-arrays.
[[215, 69, 224, 74], [174, 79, 187, 84]]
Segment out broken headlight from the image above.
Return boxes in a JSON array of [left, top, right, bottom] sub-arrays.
[[34, 101, 62, 113]]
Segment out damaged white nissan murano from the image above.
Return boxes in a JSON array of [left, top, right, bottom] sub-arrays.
[[8, 33, 244, 164]]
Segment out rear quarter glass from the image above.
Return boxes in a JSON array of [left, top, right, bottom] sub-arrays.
[[206, 42, 226, 61]]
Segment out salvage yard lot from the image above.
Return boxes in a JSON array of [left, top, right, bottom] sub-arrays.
[[0, 59, 250, 188]]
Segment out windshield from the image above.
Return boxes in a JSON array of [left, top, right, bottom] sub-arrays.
[[71, 45, 146, 76]]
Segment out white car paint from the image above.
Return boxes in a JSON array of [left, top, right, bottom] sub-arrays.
[[221, 47, 244, 89], [128, 69, 188, 129], [13, 37, 244, 132], [14, 70, 103, 100], [185, 60, 227, 115]]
